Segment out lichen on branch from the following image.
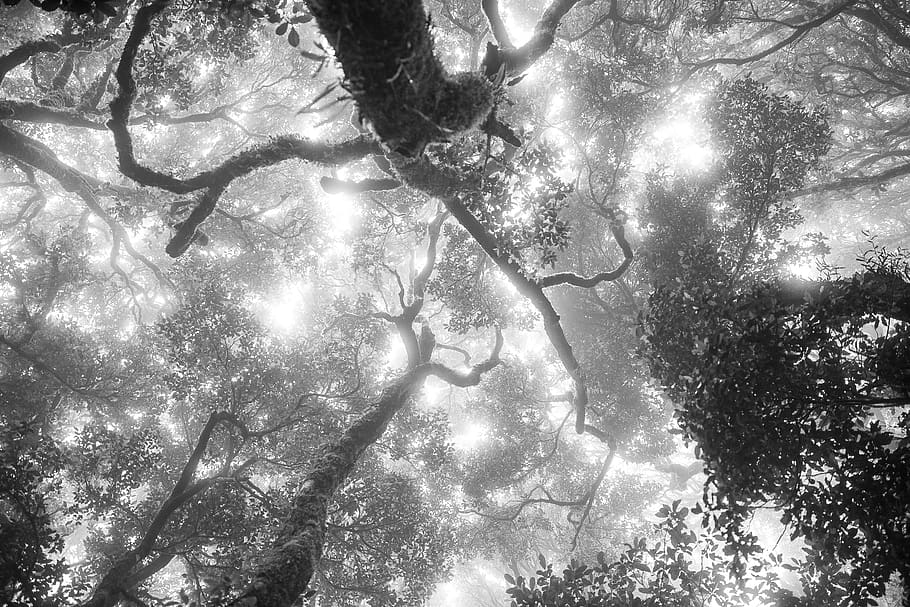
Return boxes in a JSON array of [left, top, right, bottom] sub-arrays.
[[305, 0, 495, 156]]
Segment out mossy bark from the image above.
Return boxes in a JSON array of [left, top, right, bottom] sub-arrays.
[[304, 0, 493, 156], [237, 371, 427, 607]]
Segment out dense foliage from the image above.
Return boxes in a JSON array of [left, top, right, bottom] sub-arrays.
[[1, 1, 909, 607]]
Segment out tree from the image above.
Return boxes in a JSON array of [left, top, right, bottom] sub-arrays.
[[2, 1, 910, 607], [641, 80, 910, 603]]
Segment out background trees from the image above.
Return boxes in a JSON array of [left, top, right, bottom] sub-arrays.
[[0, 1, 908, 606]]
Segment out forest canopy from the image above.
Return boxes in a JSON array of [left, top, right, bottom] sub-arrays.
[[1, 1, 908, 607]]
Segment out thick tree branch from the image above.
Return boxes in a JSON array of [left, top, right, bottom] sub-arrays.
[[0, 29, 84, 84], [303, 0, 494, 156], [481, 0, 514, 49], [0, 99, 105, 129], [787, 161, 910, 198]]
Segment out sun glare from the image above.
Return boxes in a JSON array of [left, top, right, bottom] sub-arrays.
[[324, 191, 359, 235], [261, 281, 309, 335], [650, 117, 713, 170], [453, 421, 488, 451]]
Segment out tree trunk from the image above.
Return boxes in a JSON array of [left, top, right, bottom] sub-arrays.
[[304, 0, 494, 156], [235, 369, 428, 607]]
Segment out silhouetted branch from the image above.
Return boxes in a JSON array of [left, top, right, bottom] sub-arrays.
[[423, 327, 503, 386], [394, 155, 591, 433], [540, 223, 633, 288], [81, 412, 242, 607]]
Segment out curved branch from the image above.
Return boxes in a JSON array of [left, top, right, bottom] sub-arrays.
[[0, 123, 171, 290], [681, 0, 856, 75], [81, 412, 239, 607], [422, 327, 503, 386], [540, 224, 633, 288], [394, 155, 591, 433], [0, 29, 84, 84]]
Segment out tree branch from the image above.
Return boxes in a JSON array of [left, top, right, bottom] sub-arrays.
[[482, 0, 587, 77], [540, 223, 633, 288], [81, 412, 238, 607], [394, 155, 591, 433], [422, 326, 503, 386]]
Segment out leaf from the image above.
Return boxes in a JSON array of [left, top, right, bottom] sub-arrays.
[[504, 573, 515, 585], [276, 22, 288, 35], [288, 27, 300, 47]]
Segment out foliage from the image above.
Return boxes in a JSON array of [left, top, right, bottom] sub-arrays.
[[504, 500, 795, 607], [0, 422, 78, 606]]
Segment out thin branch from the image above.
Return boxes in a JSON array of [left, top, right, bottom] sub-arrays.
[[81, 412, 239, 607], [680, 0, 856, 76], [394, 155, 591, 433], [540, 223, 633, 288]]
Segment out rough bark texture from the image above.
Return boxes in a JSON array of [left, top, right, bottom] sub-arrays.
[[304, 0, 494, 156], [236, 372, 424, 607]]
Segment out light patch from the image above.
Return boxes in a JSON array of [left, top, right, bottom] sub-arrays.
[[430, 580, 460, 607], [546, 90, 566, 120], [453, 421, 487, 451], [262, 281, 309, 335], [385, 337, 407, 369], [423, 377, 448, 404], [638, 115, 714, 173], [325, 192, 359, 235], [156, 94, 174, 110], [503, 9, 534, 46], [546, 400, 572, 423], [787, 260, 819, 280]]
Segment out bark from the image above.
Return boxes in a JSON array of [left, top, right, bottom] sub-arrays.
[[106, 1, 380, 255], [237, 344, 502, 607], [0, 122, 169, 287], [393, 156, 591, 432], [303, 0, 494, 156], [0, 30, 84, 84], [0, 99, 105, 129]]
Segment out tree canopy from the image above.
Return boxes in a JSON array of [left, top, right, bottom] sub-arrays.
[[1, 1, 908, 607]]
